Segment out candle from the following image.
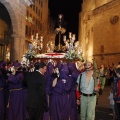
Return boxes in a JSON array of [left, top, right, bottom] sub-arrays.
[[50, 42, 53, 46], [36, 33, 38, 39], [41, 44, 43, 49], [31, 35, 33, 40], [72, 34, 76, 39], [40, 36, 43, 42], [69, 32, 72, 38], [58, 14, 63, 19], [63, 35, 66, 41]]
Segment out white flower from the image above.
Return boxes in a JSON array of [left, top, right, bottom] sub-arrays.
[[64, 44, 84, 62], [25, 49, 36, 60]]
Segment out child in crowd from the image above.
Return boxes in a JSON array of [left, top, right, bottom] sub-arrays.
[[108, 88, 115, 119]]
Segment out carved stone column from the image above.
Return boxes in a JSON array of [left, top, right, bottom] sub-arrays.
[[10, 34, 25, 62]]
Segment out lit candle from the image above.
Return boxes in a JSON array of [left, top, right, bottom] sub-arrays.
[[31, 35, 33, 40], [50, 42, 53, 46], [36, 33, 38, 39], [40, 36, 43, 42], [58, 14, 63, 19], [63, 35, 66, 41], [69, 32, 72, 38], [72, 34, 76, 39], [41, 44, 43, 49]]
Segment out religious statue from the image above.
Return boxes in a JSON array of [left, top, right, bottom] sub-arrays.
[[54, 14, 67, 52]]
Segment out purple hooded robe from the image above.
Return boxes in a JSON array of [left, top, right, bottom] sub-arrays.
[[44, 62, 54, 120], [49, 63, 73, 120], [8, 72, 24, 120], [67, 62, 81, 120], [0, 69, 6, 120]]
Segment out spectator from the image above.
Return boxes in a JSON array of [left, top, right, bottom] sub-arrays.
[[113, 67, 120, 120], [23, 62, 48, 120], [108, 88, 115, 119], [99, 64, 107, 90], [76, 61, 99, 120]]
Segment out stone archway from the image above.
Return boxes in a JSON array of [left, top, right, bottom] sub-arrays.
[[0, 1, 13, 61], [0, 0, 27, 62], [0, 0, 18, 35]]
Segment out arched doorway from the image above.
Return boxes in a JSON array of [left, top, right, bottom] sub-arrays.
[[0, 2, 12, 62]]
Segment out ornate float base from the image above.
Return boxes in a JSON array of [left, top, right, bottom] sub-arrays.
[[34, 53, 66, 63]]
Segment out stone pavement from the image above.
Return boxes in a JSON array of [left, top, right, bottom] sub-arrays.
[[95, 86, 112, 120]]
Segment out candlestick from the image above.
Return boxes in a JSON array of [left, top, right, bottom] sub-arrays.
[[63, 35, 66, 41], [31, 35, 33, 40], [69, 32, 72, 39], [72, 34, 76, 39], [40, 36, 43, 42], [36, 33, 38, 39]]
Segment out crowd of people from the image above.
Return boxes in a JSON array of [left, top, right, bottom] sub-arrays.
[[106, 63, 120, 120], [0, 59, 120, 120]]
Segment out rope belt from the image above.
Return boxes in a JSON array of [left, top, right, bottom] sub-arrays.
[[7, 88, 22, 108], [9, 88, 22, 92]]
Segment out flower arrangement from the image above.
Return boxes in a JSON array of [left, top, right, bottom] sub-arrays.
[[64, 48, 76, 61], [64, 48, 84, 62], [25, 49, 36, 60], [64, 41, 84, 62]]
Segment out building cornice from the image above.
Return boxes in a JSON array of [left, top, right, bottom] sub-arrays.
[[93, 52, 120, 56], [93, 0, 120, 15]]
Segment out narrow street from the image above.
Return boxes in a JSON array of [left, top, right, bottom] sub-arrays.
[[95, 86, 112, 120], [78, 86, 112, 120]]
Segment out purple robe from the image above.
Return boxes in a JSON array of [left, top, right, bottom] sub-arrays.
[[49, 63, 73, 120], [12, 60, 21, 67], [67, 62, 81, 120], [22, 87, 29, 120], [0, 70, 6, 120], [8, 72, 24, 120], [44, 62, 54, 120]]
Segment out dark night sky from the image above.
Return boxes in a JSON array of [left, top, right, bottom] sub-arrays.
[[48, 0, 83, 39]]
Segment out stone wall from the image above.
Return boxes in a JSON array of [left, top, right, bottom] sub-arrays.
[[79, 0, 120, 66], [93, 0, 120, 66], [0, 0, 32, 62]]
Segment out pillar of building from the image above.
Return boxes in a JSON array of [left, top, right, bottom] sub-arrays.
[[10, 34, 25, 62], [0, 0, 33, 62]]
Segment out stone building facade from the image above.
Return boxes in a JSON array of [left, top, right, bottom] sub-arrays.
[[25, 0, 49, 53], [79, 0, 120, 66], [0, 0, 33, 62], [0, 0, 51, 62]]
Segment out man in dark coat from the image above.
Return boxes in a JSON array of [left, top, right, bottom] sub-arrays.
[[23, 62, 48, 120]]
